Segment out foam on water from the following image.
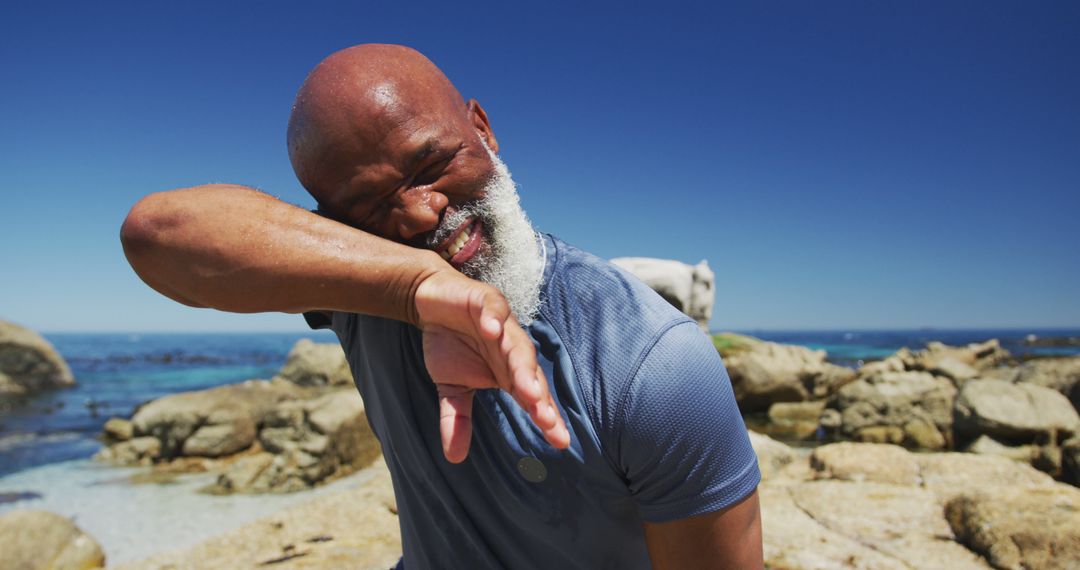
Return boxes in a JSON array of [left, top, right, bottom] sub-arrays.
[[0, 458, 378, 564]]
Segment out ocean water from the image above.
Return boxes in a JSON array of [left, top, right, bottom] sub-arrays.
[[0, 332, 335, 478]]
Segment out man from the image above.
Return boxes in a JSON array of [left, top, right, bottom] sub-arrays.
[[121, 44, 762, 569]]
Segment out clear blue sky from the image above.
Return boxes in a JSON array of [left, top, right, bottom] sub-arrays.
[[2, 1, 1078, 332]]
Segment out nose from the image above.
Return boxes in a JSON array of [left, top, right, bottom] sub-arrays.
[[395, 187, 449, 241]]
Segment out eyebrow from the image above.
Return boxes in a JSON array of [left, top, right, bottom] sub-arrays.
[[402, 139, 440, 177]]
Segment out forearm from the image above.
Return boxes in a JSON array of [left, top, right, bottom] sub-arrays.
[[120, 184, 444, 325]]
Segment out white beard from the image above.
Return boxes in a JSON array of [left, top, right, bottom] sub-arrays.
[[427, 144, 545, 325]]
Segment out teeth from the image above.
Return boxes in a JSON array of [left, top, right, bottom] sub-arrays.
[[446, 229, 471, 258]]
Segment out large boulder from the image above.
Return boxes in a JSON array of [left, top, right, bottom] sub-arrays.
[[610, 257, 714, 331], [0, 510, 105, 569], [723, 337, 856, 413], [274, 339, 353, 387], [827, 371, 956, 449], [0, 320, 75, 396], [128, 379, 304, 459], [785, 481, 991, 569], [1013, 355, 1080, 410], [953, 379, 1080, 446], [946, 485, 1080, 570], [210, 388, 381, 493]]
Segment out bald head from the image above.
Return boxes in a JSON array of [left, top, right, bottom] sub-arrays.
[[287, 44, 474, 202]]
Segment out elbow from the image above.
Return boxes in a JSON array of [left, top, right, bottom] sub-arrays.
[[120, 191, 184, 265]]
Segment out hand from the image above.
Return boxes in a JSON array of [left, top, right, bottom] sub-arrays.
[[414, 270, 571, 463]]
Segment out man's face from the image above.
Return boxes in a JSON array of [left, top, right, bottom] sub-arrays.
[[314, 101, 544, 322]]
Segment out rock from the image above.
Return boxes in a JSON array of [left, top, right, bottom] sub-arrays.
[[725, 338, 856, 413], [747, 430, 796, 481], [94, 436, 162, 465], [786, 481, 991, 569], [610, 257, 714, 331], [1014, 355, 1080, 410], [766, 401, 824, 440], [761, 485, 913, 570], [946, 485, 1080, 570], [206, 389, 380, 494], [931, 356, 979, 384], [1064, 436, 1080, 486], [954, 379, 1080, 446], [182, 417, 256, 457], [916, 453, 1055, 502], [103, 417, 134, 442], [810, 442, 920, 486], [855, 425, 905, 445], [116, 459, 402, 570], [0, 320, 75, 396], [274, 339, 353, 387], [130, 379, 304, 459], [0, 510, 105, 569], [965, 435, 1037, 463], [859, 340, 1011, 379], [829, 371, 956, 450]]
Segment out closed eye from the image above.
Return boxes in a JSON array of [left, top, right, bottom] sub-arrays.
[[411, 154, 455, 187]]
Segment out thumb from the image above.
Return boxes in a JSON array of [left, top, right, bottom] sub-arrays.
[[438, 386, 475, 464]]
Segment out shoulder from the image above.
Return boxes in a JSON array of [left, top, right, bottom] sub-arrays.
[[536, 235, 698, 435]]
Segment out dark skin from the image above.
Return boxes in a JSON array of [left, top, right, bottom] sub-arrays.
[[121, 44, 761, 568]]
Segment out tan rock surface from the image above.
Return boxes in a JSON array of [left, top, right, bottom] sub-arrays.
[[116, 459, 401, 570], [810, 442, 921, 485], [0, 319, 75, 396], [274, 339, 353, 387], [0, 510, 105, 570], [946, 485, 1080, 570]]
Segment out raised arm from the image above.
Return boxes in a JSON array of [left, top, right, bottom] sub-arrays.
[[120, 183, 439, 322], [120, 184, 570, 460]]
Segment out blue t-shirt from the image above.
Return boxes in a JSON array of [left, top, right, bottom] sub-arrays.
[[307, 234, 759, 569]]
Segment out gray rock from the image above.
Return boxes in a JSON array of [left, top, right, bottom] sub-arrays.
[[206, 389, 380, 494], [954, 379, 1080, 445], [0, 509, 106, 569], [130, 380, 303, 458], [829, 371, 956, 450], [725, 339, 856, 412], [946, 485, 1080, 570], [274, 339, 354, 387], [0, 320, 75, 396], [609, 257, 714, 331], [1014, 355, 1080, 410]]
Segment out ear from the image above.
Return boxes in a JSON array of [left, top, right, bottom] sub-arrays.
[[467, 99, 499, 154]]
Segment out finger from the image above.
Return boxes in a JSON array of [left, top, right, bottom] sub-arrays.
[[532, 364, 571, 449], [438, 388, 474, 464], [498, 319, 543, 404], [473, 287, 508, 341]]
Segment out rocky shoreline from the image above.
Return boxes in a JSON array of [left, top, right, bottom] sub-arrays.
[[720, 333, 1080, 485], [3, 329, 1080, 568]]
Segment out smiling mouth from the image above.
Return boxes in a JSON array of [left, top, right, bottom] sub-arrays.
[[437, 218, 483, 267]]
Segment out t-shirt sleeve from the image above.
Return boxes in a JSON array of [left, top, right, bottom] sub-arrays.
[[616, 321, 760, 523], [302, 311, 334, 330]]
